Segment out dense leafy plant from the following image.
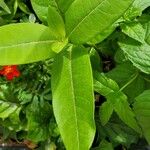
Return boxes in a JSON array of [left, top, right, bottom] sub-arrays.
[[1, 0, 150, 149]]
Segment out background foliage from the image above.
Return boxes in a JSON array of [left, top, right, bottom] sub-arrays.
[[0, 0, 150, 150]]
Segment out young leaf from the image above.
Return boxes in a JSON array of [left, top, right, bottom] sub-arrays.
[[31, 0, 50, 24], [0, 100, 18, 119], [51, 45, 95, 150], [133, 90, 150, 144], [48, 1, 66, 39], [94, 72, 119, 97], [0, 0, 11, 14], [0, 23, 58, 65], [65, 0, 134, 44], [90, 48, 102, 72], [99, 101, 114, 126]]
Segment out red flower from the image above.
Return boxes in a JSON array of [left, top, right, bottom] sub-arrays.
[[0, 65, 20, 81]]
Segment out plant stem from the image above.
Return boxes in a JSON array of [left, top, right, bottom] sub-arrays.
[[143, 77, 150, 83], [119, 72, 139, 91]]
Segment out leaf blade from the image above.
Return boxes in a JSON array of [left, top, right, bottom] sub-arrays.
[[51, 45, 95, 150], [66, 0, 134, 44], [0, 23, 57, 65]]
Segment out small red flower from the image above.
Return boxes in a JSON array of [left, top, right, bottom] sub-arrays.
[[0, 65, 20, 81]]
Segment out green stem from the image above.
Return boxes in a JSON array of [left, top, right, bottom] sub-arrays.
[[119, 73, 138, 91], [143, 77, 150, 83]]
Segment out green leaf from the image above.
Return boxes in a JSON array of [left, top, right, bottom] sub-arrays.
[[119, 39, 150, 74], [48, 1, 66, 39], [99, 140, 113, 150], [31, 0, 50, 23], [94, 72, 119, 97], [92, 140, 113, 150], [65, 0, 134, 44], [106, 62, 137, 87], [0, 0, 11, 14], [107, 92, 141, 133], [106, 63, 145, 102], [104, 117, 139, 146], [88, 24, 116, 44], [121, 22, 145, 43], [99, 101, 114, 126], [0, 23, 58, 65], [124, 0, 150, 19], [94, 73, 141, 133], [0, 100, 18, 119], [18, 1, 30, 14], [133, 90, 150, 143], [51, 45, 95, 150], [90, 48, 102, 72], [56, 0, 75, 13], [132, 0, 150, 13]]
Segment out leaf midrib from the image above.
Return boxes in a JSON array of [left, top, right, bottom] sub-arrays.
[[68, 0, 107, 37], [0, 40, 57, 49], [68, 48, 80, 149]]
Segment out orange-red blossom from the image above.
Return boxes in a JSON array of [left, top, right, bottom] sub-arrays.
[[0, 65, 20, 81]]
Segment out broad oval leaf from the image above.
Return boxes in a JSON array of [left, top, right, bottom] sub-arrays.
[[65, 0, 134, 44], [0, 23, 58, 65], [51, 45, 95, 150]]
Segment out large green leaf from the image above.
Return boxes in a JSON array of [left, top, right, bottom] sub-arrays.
[[65, 0, 134, 44], [51, 45, 95, 150], [133, 90, 150, 143], [0, 23, 58, 65]]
